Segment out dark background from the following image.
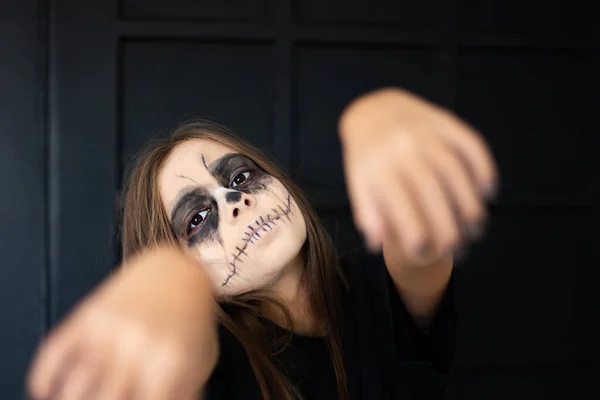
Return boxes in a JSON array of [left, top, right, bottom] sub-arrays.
[[1, 0, 598, 398]]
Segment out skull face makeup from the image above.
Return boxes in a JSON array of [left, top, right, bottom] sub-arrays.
[[159, 139, 307, 296]]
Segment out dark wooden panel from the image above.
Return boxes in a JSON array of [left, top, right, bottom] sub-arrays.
[[0, 0, 46, 396], [51, 0, 118, 322], [295, 0, 442, 29], [294, 44, 437, 205], [120, 0, 272, 23], [456, 0, 595, 34], [454, 208, 593, 366], [121, 40, 275, 168], [456, 49, 594, 207]]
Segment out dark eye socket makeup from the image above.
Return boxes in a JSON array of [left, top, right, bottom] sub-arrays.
[[231, 170, 250, 188], [185, 207, 210, 236], [210, 153, 259, 187], [171, 153, 268, 246], [182, 169, 252, 237], [170, 152, 262, 242]]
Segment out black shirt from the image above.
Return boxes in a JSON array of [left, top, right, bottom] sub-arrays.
[[206, 248, 457, 399]]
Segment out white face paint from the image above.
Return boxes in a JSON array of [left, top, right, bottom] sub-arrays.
[[158, 139, 307, 296]]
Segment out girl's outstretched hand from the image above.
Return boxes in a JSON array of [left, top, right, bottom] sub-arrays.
[[340, 88, 499, 265], [27, 246, 218, 400]]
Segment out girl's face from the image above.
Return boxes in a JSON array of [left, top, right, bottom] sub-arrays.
[[158, 139, 307, 296]]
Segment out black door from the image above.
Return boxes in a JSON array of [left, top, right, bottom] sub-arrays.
[[2, 0, 598, 398]]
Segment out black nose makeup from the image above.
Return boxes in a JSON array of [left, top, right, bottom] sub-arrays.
[[225, 191, 242, 204]]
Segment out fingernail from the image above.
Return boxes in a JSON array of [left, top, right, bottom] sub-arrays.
[[364, 236, 381, 254], [482, 182, 499, 201], [452, 245, 468, 264], [362, 217, 382, 253], [467, 222, 486, 241], [415, 241, 433, 259]]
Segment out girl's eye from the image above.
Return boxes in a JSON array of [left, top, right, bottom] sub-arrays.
[[188, 209, 209, 234], [231, 171, 251, 188]]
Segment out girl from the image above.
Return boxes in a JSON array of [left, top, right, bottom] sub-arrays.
[[28, 88, 498, 400]]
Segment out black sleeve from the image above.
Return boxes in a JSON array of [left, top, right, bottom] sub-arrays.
[[341, 248, 457, 374], [387, 265, 457, 373], [204, 325, 232, 399], [204, 325, 263, 400]]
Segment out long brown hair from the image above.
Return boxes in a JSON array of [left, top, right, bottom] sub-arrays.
[[119, 120, 348, 399]]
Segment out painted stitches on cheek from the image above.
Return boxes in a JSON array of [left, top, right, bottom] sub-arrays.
[[203, 152, 295, 287], [221, 192, 294, 286], [170, 187, 221, 247]]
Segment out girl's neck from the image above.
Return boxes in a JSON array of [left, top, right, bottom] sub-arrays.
[[265, 253, 323, 336]]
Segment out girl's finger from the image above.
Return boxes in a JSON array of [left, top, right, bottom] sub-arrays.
[[435, 112, 499, 197], [54, 356, 99, 400], [373, 163, 429, 260], [94, 335, 140, 400], [424, 138, 487, 239], [135, 345, 185, 400], [28, 323, 82, 400], [396, 152, 459, 257]]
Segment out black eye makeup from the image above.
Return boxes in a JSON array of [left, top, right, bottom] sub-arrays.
[[208, 153, 272, 194], [171, 153, 272, 247], [170, 152, 282, 281], [186, 208, 210, 236], [230, 171, 251, 188], [209, 154, 255, 182], [171, 187, 220, 245]]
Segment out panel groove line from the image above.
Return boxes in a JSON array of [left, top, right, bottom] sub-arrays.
[[49, 0, 120, 324], [116, 22, 595, 50], [119, 21, 275, 40], [293, 0, 443, 29], [118, 0, 273, 24], [436, 0, 458, 109], [0, 0, 49, 396], [115, 39, 127, 265], [272, 0, 293, 171], [38, 0, 51, 334]]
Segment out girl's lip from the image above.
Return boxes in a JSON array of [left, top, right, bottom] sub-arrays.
[[239, 193, 293, 249], [246, 215, 275, 239], [222, 194, 293, 286]]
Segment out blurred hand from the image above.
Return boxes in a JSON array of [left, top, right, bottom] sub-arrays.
[[28, 246, 218, 400], [340, 88, 499, 265]]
